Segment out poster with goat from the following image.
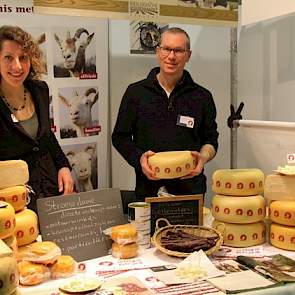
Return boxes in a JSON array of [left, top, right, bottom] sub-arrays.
[[0, 11, 109, 191], [62, 143, 98, 193], [58, 86, 100, 138], [52, 26, 97, 79]]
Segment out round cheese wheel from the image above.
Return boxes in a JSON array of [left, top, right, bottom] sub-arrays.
[[0, 185, 27, 212], [211, 194, 265, 224], [0, 201, 16, 240], [0, 256, 18, 295], [212, 220, 265, 247], [212, 169, 264, 196], [148, 151, 195, 179], [269, 201, 295, 226], [270, 223, 295, 251], [14, 209, 39, 247]]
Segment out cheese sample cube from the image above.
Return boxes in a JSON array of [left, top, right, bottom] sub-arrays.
[[0, 160, 29, 189], [211, 194, 265, 224], [15, 208, 39, 247], [212, 220, 265, 247], [0, 201, 16, 240], [148, 151, 195, 179], [0, 185, 27, 212], [270, 223, 295, 251], [212, 169, 264, 196], [264, 174, 295, 202]]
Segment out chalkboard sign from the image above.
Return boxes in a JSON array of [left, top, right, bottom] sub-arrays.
[[145, 195, 203, 236], [37, 189, 125, 262]]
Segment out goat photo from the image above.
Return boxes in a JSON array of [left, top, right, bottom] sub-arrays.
[[58, 86, 100, 138], [62, 143, 98, 192], [52, 26, 96, 78]]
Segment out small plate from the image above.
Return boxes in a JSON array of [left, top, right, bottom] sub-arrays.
[[59, 277, 102, 294], [273, 169, 295, 176]]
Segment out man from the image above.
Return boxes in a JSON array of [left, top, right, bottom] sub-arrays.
[[112, 27, 218, 201]]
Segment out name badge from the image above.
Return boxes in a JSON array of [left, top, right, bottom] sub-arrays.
[[11, 114, 19, 123], [177, 115, 195, 128]]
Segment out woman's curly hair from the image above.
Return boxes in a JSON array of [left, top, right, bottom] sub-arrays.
[[0, 25, 45, 80]]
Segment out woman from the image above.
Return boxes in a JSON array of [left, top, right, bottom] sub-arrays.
[[0, 25, 74, 212]]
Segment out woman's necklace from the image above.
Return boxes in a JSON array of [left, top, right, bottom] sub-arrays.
[[0, 88, 27, 112]]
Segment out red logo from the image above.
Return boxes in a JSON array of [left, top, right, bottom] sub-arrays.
[[185, 163, 190, 169], [5, 220, 11, 229], [224, 208, 230, 214], [29, 227, 35, 235], [215, 206, 220, 213], [216, 181, 221, 187], [252, 233, 258, 240], [258, 208, 263, 215], [279, 235, 284, 242], [12, 195, 18, 202], [274, 210, 279, 217], [247, 210, 253, 216], [291, 237, 295, 244], [228, 234, 234, 241], [237, 182, 243, 189], [78, 263, 86, 271], [17, 230, 24, 238], [249, 182, 255, 188], [225, 182, 231, 188], [22, 193, 26, 200], [285, 212, 292, 219], [0, 197, 5, 201], [10, 273, 15, 283], [240, 234, 247, 241], [236, 209, 243, 215], [164, 168, 171, 174], [270, 232, 274, 239], [176, 167, 182, 173], [259, 181, 263, 187], [155, 167, 160, 173]]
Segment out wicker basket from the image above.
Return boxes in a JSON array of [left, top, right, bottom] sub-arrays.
[[151, 218, 223, 257]]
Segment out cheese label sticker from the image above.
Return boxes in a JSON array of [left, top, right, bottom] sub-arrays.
[[177, 115, 194, 128]]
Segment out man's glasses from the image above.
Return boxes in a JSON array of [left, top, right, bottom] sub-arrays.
[[159, 46, 189, 57]]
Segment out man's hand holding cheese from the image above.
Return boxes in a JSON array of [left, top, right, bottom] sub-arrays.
[[112, 27, 218, 201]]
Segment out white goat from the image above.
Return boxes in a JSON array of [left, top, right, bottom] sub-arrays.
[[59, 88, 99, 137], [66, 146, 95, 192], [54, 28, 94, 77]]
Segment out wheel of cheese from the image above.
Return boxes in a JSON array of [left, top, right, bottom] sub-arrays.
[[0, 202, 16, 240], [269, 200, 295, 226], [270, 223, 295, 251], [211, 194, 265, 224], [148, 151, 195, 179], [0, 256, 18, 295], [212, 169, 264, 196], [212, 220, 265, 247], [0, 160, 29, 189], [0, 186, 27, 212], [15, 209, 39, 247]]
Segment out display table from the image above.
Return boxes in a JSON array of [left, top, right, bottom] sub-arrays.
[[19, 243, 295, 295]]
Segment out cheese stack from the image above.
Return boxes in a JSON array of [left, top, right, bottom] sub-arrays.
[[269, 200, 295, 251], [211, 169, 266, 247]]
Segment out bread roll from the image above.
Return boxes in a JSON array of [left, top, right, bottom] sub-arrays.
[[111, 242, 138, 259], [18, 260, 50, 285], [111, 224, 138, 244], [51, 255, 76, 278]]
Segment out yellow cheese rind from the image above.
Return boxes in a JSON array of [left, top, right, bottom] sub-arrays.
[[211, 194, 265, 224], [0, 160, 29, 189], [15, 209, 39, 247], [0, 256, 18, 294], [269, 201, 295, 226], [270, 223, 295, 251], [0, 239, 13, 258], [264, 174, 295, 201], [0, 186, 27, 212], [0, 201, 16, 240], [148, 151, 195, 179], [212, 169, 264, 196], [212, 220, 265, 247]]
